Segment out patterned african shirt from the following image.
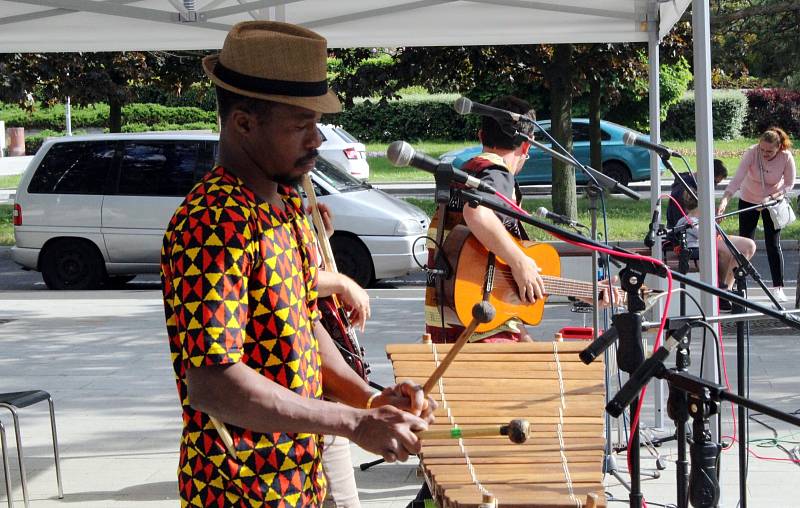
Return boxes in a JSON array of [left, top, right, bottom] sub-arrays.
[[161, 166, 326, 507]]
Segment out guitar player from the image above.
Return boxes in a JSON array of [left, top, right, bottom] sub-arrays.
[[424, 95, 616, 344]]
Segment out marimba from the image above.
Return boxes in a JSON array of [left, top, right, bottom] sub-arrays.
[[387, 341, 607, 508]]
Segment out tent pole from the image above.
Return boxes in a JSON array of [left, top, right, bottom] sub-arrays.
[[691, 0, 720, 440], [647, 6, 666, 430]]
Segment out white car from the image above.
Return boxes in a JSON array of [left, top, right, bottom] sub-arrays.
[[317, 124, 370, 180], [11, 133, 428, 289]]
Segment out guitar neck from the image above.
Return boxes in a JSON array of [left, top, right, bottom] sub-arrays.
[[541, 275, 598, 299]]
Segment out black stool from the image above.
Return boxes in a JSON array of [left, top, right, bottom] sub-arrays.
[[0, 391, 63, 508]]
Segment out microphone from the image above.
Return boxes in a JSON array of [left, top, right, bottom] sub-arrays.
[[386, 141, 497, 194], [622, 131, 681, 160], [644, 205, 661, 248], [606, 324, 691, 418], [535, 207, 587, 229], [579, 326, 619, 365], [453, 97, 534, 124]]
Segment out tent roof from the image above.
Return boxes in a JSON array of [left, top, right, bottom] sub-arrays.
[[0, 0, 690, 52]]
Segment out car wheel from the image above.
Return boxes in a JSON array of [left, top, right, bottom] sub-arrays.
[[601, 161, 631, 187], [329, 234, 374, 288], [41, 239, 106, 290]]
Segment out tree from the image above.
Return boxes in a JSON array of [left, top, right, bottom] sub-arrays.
[[0, 51, 206, 132], [710, 0, 800, 85]]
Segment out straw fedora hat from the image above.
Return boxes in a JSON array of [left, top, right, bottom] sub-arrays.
[[203, 21, 341, 113]]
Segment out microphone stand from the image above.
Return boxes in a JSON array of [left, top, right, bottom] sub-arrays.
[[666, 155, 784, 508]]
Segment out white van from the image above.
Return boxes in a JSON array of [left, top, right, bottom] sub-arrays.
[[11, 133, 428, 289]]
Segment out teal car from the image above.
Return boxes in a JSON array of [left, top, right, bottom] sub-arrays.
[[441, 119, 663, 186]]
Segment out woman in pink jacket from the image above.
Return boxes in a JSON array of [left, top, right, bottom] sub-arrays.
[[717, 127, 796, 302]]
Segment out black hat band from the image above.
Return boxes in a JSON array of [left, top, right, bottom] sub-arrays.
[[215, 61, 328, 97]]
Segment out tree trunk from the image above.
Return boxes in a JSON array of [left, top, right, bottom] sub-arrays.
[[589, 79, 602, 171], [109, 96, 123, 133], [549, 44, 576, 219]]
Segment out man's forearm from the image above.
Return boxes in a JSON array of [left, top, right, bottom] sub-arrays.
[[315, 320, 375, 407], [317, 270, 348, 298], [463, 205, 526, 266], [186, 360, 362, 439]]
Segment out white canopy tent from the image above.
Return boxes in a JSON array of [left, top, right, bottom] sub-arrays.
[[0, 0, 721, 429], [0, 1, 689, 50]]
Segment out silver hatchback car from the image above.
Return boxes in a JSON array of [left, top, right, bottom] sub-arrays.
[[11, 133, 428, 289]]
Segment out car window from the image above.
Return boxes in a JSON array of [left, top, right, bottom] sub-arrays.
[[572, 124, 591, 142], [332, 127, 358, 143], [28, 141, 115, 195], [313, 157, 367, 192], [317, 128, 328, 142], [117, 141, 204, 196]]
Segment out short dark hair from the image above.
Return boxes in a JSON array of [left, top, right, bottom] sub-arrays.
[[713, 159, 728, 181], [215, 86, 275, 126], [682, 187, 698, 211], [480, 96, 536, 150]]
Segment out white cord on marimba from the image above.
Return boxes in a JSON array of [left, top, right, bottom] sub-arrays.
[[426, 341, 494, 501], [553, 343, 582, 508]]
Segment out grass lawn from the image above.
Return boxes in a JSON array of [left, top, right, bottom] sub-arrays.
[[0, 174, 22, 189], [0, 204, 13, 246], [366, 137, 800, 183]]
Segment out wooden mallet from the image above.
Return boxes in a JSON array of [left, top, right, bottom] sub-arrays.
[[418, 419, 530, 444]]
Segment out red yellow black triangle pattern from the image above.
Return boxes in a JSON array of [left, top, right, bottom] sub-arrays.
[[162, 166, 326, 507]]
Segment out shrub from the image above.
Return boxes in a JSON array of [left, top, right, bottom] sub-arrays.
[[661, 90, 748, 140], [121, 121, 217, 133], [327, 94, 480, 142], [0, 103, 110, 130], [122, 103, 215, 126], [24, 129, 65, 154], [744, 88, 800, 137], [605, 56, 693, 132], [132, 83, 217, 111]]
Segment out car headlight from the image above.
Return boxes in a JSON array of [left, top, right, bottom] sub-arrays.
[[394, 218, 424, 235]]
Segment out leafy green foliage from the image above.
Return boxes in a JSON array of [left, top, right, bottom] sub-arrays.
[[328, 94, 479, 142], [605, 57, 693, 132], [0, 50, 208, 132], [121, 122, 217, 133], [122, 104, 215, 126], [711, 0, 800, 87], [662, 90, 748, 140]]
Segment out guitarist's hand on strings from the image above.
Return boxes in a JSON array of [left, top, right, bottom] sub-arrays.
[[509, 254, 545, 304]]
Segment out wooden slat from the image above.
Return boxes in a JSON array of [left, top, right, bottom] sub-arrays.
[[388, 341, 606, 508], [398, 378, 603, 394], [386, 342, 591, 355]]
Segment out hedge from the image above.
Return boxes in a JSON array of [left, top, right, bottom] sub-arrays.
[[744, 88, 800, 137], [325, 94, 480, 142], [661, 90, 748, 140], [0, 103, 215, 131]]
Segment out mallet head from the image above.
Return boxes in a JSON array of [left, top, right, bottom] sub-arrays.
[[500, 419, 530, 444]]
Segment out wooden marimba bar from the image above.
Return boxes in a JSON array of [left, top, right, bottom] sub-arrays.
[[387, 341, 607, 508]]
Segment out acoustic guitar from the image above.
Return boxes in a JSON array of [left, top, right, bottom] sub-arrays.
[[441, 224, 624, 333]]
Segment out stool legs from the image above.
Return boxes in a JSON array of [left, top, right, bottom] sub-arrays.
[[0, 408, 28, 508], [1, 421, 12, 508], [46, 398, 62, 499]]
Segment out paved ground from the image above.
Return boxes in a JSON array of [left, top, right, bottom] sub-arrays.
[[0, 248, 798, 507]]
